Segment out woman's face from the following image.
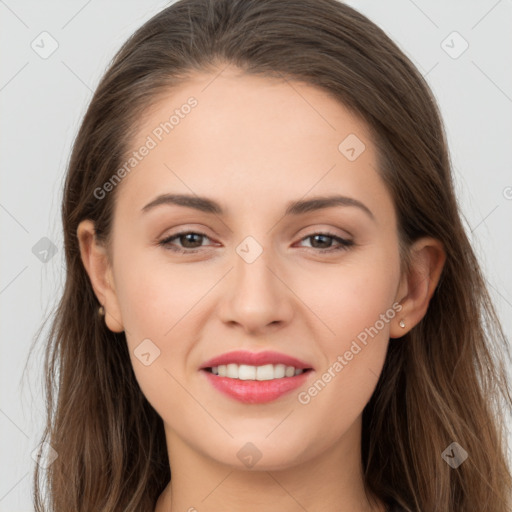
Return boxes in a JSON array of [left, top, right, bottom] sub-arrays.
[[99, 67, 405, 470]]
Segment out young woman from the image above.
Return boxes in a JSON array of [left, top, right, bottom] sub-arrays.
[[31, 0, 512, 511]]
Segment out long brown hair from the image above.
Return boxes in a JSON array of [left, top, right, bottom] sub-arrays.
[[29, 0, 512, 510]]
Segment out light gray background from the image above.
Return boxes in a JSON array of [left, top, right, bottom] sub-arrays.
[[1, 1, 511, 510]]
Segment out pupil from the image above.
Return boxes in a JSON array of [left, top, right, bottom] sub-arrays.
[[183, 233, 201, 247], [313, 234, 330, 248]]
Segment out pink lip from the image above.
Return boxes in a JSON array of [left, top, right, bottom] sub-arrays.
[[200, 350, 313, 370], [201, 370, 312, 404], [199, 350, 314, 404]]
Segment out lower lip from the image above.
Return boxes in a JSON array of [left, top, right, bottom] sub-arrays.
[[201, 369, 312, 404]]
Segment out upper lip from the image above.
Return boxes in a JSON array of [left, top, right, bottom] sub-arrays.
[[200, 350, 313, 370]]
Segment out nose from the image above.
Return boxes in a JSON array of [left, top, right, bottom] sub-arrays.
[[217, 243, 294, 336]]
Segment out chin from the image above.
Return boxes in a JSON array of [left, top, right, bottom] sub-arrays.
[[203, 437, 313, 472]]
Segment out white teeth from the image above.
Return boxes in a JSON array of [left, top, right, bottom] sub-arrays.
[[238, 364, 256, 380], [226, 363, 238, 378], [209, 364, 307, 380], [274, 364, 286, 378], [256, 364, 274, 381]]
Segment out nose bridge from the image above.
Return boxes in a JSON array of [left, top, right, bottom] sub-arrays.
[[219, 233, 293, 333], [235, 236, 274, 294]]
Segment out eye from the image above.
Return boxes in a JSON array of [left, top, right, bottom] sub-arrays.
[[296, 232, 354, 253], [158, 230, 354, 254], [158, 231, 213, 253]]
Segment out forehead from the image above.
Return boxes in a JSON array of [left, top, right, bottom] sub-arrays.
[[113, 67, 393, 223]]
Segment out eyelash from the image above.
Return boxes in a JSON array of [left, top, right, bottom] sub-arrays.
[[158, 230, 354, 254]]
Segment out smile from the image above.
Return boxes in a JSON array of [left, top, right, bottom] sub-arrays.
[[201, 366, 313, 404], [207, 363, 307, 380]]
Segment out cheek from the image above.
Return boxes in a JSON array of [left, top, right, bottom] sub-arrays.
[[114, 257, 199, 415], [111, 246, 216, 393], [307, 246, 401, 345], [113, 242, 210, 338], [297, 244, 400, 409]]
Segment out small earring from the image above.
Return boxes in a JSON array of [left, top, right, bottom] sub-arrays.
[[399, 319, 405, 328], [98, 306, 105, 316]]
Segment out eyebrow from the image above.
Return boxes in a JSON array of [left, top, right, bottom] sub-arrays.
[[141, 193, 375, 220]]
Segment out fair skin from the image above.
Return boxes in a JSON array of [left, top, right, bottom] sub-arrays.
[[77, 66, 445, 512]]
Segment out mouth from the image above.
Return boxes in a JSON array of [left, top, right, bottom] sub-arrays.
[[199, 350, 314, 403], [202, 364, 313, 381]]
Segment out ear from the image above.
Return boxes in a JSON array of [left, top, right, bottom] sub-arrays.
[[76, 219, 124, 333], [390, 237, 446, 338]]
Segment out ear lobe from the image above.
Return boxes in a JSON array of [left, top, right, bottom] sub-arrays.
[[390, 237, 446, 338], [76, 220, 124, 333]]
